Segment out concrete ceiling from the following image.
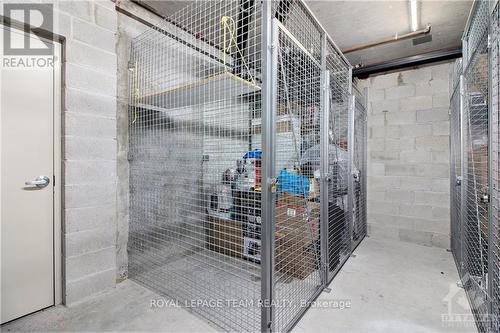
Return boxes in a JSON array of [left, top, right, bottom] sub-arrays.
[[306, 0, 472, 66], [138, 0, 473, 66]]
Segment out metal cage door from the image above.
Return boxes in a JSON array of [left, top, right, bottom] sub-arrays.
[[450, 64, 463, 269], [489, 2, 500, 330], [462, 18, 490, 331], [350, 88, 368, 249], [325, 43, 351, 283], [270, 18, 324, 332]]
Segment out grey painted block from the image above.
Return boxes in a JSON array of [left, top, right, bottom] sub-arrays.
[[64, 160, 116, 185], [371, 125, 400, 138], [432, 64, 453, 80], [65, 268, 115, 305], [432, 206, 450, 219], [65, 183, 116, 209], [399, 124, 432, 138], [368, 176, 401, 191], [369, 162, 385, 176], [431, 178, 450, 193], [401, 66, 432, 84], [65, 246, 116, 282], [386, 85, 416, 100], [369, 88, 385, 102], [368, 113, 387, 126], [432, 121, 450, 136], [66, 63, 116, 96], [414, 191, 450, 207], [399, 177, 433, 191], [58, 0, 94, 22], [385, 138, 415, 151], [386, 110, 416, 125], [65, 113, 116, 139], [94, 3, 117, 31], [384, 190, 415, 203], [371, 73, 399, 89], [415, 163, 449, 178], [371, 99, 400, 114], [368, 138, 385, 151], [432, 93, 450, 108], [66, 88, 116, 118], [370, 150, 400, 162], [65, 204, 116, 233], [73, 18, 116, 53], [415, 79, 449, 96], [415, 136, 449, 151], [416, 108, 450, 123], [368, 200, 399, 215], [385, 164, 417, 177], [66, 226, 116, 258], [400, 204, 434, 219], [417, 218, 450, 234], [400, 150, 431, 163], [431, 151, 450, 163], [66, 40, 117, 75], [53, 10, 72, 37], [400, 96, 433, 112], [65, 136, 117, 160]]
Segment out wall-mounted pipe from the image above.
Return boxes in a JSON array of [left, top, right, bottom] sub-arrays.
[[342, 24, 431, 54]]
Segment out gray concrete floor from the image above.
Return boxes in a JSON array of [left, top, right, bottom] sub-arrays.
[[1, 238, 477, 333]]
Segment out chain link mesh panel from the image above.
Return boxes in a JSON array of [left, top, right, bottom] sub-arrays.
[[272, 21, 323, 333], [326, 41, 351, 282], [489, 1, 500, 330], [127, 1, 355, 331], [464, 0, 490, 68], [129, 2, 263, 331], [450, 59, 463, 269], [351, 85, 367, 248], [452, 2, 500, 331], [462, 10, 490, 331]]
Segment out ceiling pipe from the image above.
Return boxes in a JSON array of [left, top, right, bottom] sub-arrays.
[[352, 46, 461, 78], [342, 24, 431, 54]]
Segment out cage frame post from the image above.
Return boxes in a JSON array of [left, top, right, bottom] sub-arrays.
[[347, 72, 355, 250], [319, 32, 330, 287], [261, 1, 278, 331], [459, 73, 467, 277], [487, 16, 498, 333]]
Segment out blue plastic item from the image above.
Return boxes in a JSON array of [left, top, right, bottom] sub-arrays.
[[277, 169, 310, 197], [243, 150, 262, 159]]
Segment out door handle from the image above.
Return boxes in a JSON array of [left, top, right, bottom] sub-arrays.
[[25, 176, 50, 188]]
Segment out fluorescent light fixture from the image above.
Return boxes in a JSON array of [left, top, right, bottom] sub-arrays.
[[410, 0, 418, 31]]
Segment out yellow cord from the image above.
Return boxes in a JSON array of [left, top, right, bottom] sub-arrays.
[[221, 15, 256, 85]]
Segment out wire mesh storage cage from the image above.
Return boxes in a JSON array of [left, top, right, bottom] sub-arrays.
[[450, 1, 500, 331], [127, 1, 364, 331]]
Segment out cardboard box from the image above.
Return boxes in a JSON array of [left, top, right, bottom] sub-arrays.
[[276, 193, 320, 240], [275, 193, 320, 279], [276, 236, 317, 280], [206, 216, 243, 258]]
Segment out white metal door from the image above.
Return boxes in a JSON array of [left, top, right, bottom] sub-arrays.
[[1, 27, 55, 323]]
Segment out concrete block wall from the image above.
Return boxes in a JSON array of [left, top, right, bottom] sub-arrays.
[[51, 0, 118, 304], [358, 62, 452, 249]]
